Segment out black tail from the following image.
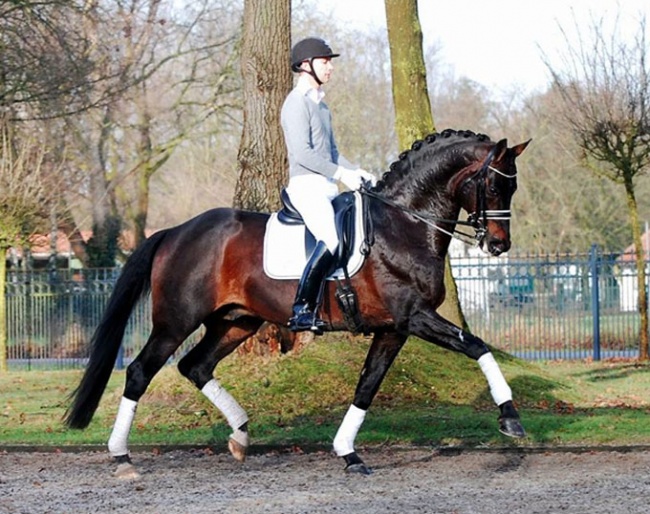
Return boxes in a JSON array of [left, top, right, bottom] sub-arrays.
[[64, 230, 168, 429]]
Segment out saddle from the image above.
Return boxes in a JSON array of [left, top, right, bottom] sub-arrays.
[[277, 188, 357, 271], [264, 189, 367, 333]]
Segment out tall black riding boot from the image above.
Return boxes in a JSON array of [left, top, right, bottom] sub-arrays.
[[289, 241, 335, 333]]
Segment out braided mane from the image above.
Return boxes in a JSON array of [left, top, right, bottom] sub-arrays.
[[374, 129, 492, 192]]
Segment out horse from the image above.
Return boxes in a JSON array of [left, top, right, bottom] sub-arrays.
[[65, 128, 531, 477]]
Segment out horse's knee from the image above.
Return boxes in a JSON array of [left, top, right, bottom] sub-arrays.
[[455, 330, 489, 360]]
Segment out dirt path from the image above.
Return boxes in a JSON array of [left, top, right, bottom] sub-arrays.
[[2, 447, 650, 513]]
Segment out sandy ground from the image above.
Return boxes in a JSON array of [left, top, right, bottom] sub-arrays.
[[2, 447, 650, 514]]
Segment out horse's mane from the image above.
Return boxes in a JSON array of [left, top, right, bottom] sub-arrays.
[[374, 129, 492, 192]]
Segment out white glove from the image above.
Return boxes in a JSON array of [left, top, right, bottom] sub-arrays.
[[335, 168, 376, 190], [356, 168, 377, 187]]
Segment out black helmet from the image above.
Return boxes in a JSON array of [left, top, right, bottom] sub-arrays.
[[290, 37, 340, 72]]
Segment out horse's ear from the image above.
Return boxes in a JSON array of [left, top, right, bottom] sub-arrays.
[[493, 138, 509, 161], [510, 138, 532, 157]]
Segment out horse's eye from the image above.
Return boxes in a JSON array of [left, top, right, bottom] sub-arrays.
[[488, 185, 499, 195]]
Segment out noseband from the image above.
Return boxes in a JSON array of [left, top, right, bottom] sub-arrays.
[[360, 145, 517, 248]]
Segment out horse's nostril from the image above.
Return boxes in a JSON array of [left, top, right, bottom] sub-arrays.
[[489, 239, 510, 256]]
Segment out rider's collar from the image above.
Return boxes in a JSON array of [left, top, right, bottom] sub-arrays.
[[297, 74, 325, 104]]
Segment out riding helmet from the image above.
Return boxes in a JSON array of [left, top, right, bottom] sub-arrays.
[[290, 37, 340, 72]]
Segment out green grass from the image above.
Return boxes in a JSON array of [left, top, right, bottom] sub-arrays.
[[2, 335, 650, 450]]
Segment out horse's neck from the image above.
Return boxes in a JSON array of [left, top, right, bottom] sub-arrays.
[[371, 191, 461, 259]]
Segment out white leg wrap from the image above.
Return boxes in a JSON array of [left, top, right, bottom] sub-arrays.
[[108, 397, 137, 457], [478, 352, 512, 406], [333, 405, 366, 457], [201, 379, 248, 430]]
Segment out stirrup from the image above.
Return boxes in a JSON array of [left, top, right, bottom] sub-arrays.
[[288, 309, 326, 334]]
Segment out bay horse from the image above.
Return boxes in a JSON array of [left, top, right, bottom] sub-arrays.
[[65, 129, 530, 477]]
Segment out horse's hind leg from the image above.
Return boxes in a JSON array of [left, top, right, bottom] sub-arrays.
[[333, 330, 407, 475], [177, 317, 263, 462], [108, 328, 186, 478]]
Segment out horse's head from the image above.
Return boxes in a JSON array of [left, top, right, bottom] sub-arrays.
[[456, 137, 531, 256], [371, 130, 530, 257]]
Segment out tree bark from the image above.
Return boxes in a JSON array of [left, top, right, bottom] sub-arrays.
[[232, 0, 293, 354], [384, 0, 468, 330], [232, 0, 292, 212], [623, 174, 649, 360]]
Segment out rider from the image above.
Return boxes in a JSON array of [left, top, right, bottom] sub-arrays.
[[281, 37, 375, 333]]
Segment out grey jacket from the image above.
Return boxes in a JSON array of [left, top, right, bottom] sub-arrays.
[[281, 84, 355, 179]]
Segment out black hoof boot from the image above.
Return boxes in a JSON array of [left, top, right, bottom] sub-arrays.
[[342, 452, 373, 475], [498, 400, 527, 438]]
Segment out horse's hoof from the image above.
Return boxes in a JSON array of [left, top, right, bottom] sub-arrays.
[[228, 436, 248, 462], [499, 416, 527, 438], [345, 462, 373, 475], [113, 462, 141, 480], [342, 452, 373, 475]]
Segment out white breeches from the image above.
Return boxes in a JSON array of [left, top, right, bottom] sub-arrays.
[[287, 174, 340, 253]]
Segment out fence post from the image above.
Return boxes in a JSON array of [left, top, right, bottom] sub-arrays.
[[590, 244, 601, 361], [116, 345, 125, 370]]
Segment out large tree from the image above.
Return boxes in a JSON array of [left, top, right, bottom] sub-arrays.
[[230, 0, 292, 352], [232, 0, 292, 212], [3, 1, 241, 266], [384, 0, 467, 329], [545, 12, 650, 360]]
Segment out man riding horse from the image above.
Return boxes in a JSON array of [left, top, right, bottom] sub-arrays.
[[281, 37, 376, 333]]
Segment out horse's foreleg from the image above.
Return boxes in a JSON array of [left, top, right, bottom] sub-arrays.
[[334, 330, 407, 475], [178, 318, 262, 462], [476, 352, 524, 436], [410, 312, 526, 438]]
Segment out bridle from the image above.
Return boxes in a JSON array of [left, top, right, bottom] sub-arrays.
[[465, 145, 517, 244], [359, 146, 517, 250]]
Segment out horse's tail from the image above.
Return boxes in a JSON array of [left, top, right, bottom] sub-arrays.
[[64, 229, 168, 429]]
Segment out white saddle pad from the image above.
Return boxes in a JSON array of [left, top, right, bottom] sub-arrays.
[[263, 192, 366, 280]]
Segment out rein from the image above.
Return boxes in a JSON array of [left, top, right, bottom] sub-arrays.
[[360, 147, 517, 248]]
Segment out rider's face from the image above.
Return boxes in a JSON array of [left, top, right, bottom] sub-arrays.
[[312, 57, 333, 84], [302, 57, 333, 85]]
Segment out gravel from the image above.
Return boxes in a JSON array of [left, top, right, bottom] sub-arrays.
[[2, 447, 650, 513]]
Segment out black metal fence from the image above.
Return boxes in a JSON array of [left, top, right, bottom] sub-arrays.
[[452, 245, 642, 360], [4, 268, 203, 371], [2, 245, 645, 370]]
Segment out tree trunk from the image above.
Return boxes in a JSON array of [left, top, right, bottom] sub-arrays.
[[623, 174, 649, 360], [384, 0, 468, 330], [233, 0, 292, 354], [232, 0, 292, 212], [87, 107, 121, 267]]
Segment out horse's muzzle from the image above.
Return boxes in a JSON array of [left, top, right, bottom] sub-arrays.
[[484, 237, 510, 256]]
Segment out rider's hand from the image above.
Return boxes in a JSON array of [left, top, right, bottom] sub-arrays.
[[356, 168, 377, 187], [336, 168, 376, 190]]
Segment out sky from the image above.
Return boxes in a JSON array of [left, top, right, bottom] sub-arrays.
[[312, 0, 649, 95]]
